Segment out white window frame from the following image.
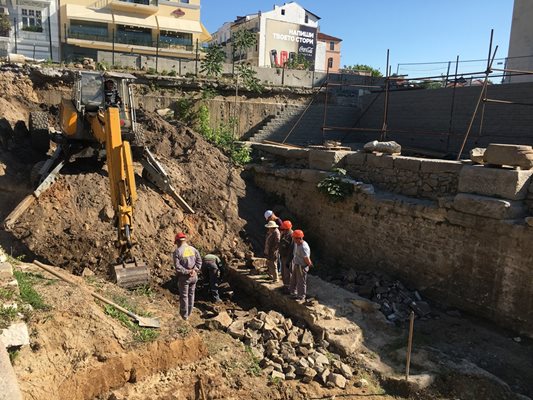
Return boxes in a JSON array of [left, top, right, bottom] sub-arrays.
[[21, 7, 42, 30]]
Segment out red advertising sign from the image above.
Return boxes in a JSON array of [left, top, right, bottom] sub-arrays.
[[171, 8, 185, 17]]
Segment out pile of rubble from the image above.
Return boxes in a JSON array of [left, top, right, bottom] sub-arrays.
[[205, 309, 355, 388], [339, 270, 432, 323]]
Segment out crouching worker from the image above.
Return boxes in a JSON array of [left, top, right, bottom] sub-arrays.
[[289, 230, 312, 302], [203, 253, 223, 303], [174, 232, 202, 320]]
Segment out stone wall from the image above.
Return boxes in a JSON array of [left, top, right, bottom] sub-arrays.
[[249, 145, 533, 337], [251, 164, 533, 338]]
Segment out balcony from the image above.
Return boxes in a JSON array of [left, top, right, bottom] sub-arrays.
[[109, 0, 158, 15], [68, 26, 108, 42]]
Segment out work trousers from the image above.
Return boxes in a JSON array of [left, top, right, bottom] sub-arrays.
[[203, 262, 221, 301], [178, 274, 198, 319], [280, 255, 292, 289], [266, 257, 279, 282], [289, 264, 308, 299]]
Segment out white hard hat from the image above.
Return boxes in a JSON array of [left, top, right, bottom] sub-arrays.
[[264, 210, 273, 220]]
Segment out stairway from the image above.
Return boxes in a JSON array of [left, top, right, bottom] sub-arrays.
[[248, 104, 359, 147]]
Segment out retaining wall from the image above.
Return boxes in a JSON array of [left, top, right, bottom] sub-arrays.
[[250, 145, 533, 338], [356, 82, 533, 156]]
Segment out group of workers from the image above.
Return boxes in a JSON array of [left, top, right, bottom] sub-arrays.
[[173, 210, 313, 321], [264, 210, 313, 303]]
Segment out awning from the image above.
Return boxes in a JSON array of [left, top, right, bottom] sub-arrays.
[[66, 4, 113, 24], [199, 22, 212, 42], [113, 13, 157, 29], [156, 16, 202, 34]]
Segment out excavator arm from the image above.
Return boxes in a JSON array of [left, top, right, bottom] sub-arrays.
[[103, 107, 137, 258]]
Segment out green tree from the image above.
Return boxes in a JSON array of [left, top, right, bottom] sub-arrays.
[[285, 54, 311, 70], [237, 63, 263, 93], [0, 15, 11, 37], [232, 28, 257, 62], [342, 64, 383, 77], [200, 44, 225, 77]]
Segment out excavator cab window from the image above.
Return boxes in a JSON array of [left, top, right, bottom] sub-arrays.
[[80, 73, 104, 112]]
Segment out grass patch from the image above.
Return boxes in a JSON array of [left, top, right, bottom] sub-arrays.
[[8, 348, 20, 364], [13, 270, 49, 310], [103, 298, 159, 343], [245, 346, 262, 377], [0, 306, 18, 329], [0, 287, 16, 301], [134, 285, 155, 298]]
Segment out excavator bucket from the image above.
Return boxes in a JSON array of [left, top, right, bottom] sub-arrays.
[[113, 260, 150, 289]]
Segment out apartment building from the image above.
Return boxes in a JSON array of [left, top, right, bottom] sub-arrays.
[[210, 2, 321, 70], [317, 32, 341, 73], [505, 0, 533, 83], [0, 0, 60, 61], [60, 0, 210, 61]]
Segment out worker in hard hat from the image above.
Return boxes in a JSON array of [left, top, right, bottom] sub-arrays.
[[264, 220, 281, 282], [174, 232, 202, 320], [202, 253, 223, 303], [104, 79, 122, 108], [289, 229, 312, 302], [264, 209, 282, 228], [279, 220, 294, 292]]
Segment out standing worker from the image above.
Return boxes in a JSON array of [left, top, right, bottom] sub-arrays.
[[279, 220, 294, 292], [264, 220, 280, 282], [203, 253, 223, 303], [289, 230, 312, 302], [174, 232, 202, 320], [264, 210, 282, 228]]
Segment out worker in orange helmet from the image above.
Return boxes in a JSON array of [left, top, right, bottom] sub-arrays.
[[279, 220, 294, 292], [173, 232, 202, 321], [289, 229, 312, 302]]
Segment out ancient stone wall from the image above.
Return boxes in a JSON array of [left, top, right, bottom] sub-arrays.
[[250, 146, 533, 338]]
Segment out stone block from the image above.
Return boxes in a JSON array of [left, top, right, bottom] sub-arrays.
[[470, 147, 486, 164], [452, 193, 526, 220], [345, 151, 366, 166], [252, 143, 309, 160], [308, 149, 350, 171], [394, 156, 421, 172], [0, 262, 13, 280], [420, 159, 463, 173], [483, 144, 533, 170], [366, 153, 394, 169], [0, 322, 30, 348], [458, 165, 533, 200]]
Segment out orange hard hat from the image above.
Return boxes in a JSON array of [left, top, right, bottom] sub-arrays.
[[292, 230, 304, 239], [280, 220, 293, 230], [175, 232, 187, 243]]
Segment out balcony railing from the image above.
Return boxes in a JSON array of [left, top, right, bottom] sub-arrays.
[[67, 29, 194, 52]]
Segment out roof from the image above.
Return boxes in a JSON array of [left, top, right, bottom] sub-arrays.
[[280, 2, 321, 20], [318, 32, 342, 42]]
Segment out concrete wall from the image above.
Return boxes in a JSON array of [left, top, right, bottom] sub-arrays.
[[249, 145, 533, 337], [357, 82, 533, 156]]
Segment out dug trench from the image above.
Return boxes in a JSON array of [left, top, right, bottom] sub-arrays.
[[0, 68, 531, 400]]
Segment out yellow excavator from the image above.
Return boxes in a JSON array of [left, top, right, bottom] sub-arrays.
[[7, 71, 193, 288]]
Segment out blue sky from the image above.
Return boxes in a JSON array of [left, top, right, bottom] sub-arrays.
[[201, 0, 514, 78]]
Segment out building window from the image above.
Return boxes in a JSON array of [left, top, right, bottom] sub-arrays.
[[181, 0, 190, 3], [281, 9, 285, 15], [305, 15, 309, 23], [328, 58, 333, 69], [329, 41, 335, 51], [21, 8, 43, 32]]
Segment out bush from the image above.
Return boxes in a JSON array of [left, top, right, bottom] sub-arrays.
[[317, 168, 354, 202]]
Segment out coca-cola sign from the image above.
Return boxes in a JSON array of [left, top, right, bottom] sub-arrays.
[[171, 8, 185, 17]]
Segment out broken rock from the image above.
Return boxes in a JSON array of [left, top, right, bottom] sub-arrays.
[[328, 373, 347, 389], [204, 311, 233, 330]]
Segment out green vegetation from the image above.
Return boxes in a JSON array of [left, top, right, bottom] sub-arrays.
[[168, 69, 177, 77], [317, 168, 354, 202], [97, 61, 110, 71], [0, 287, 16, 301], [134, 284, 155, 298], [237, 63, 263, 93], [285, 53, 311, 71], [245, 346, 262, 377], [0, 15, 10, 37], [103, 296, 159, 343], [196, 105, 251, 165], [175, 97, 198, 126], [232, 28, 257, 62], [342, 64, 383, 77], [8, 348, 20, 363], [0, 306, 17, 329], [201, 44, 225, 77], [13, 271, 49, 310]]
